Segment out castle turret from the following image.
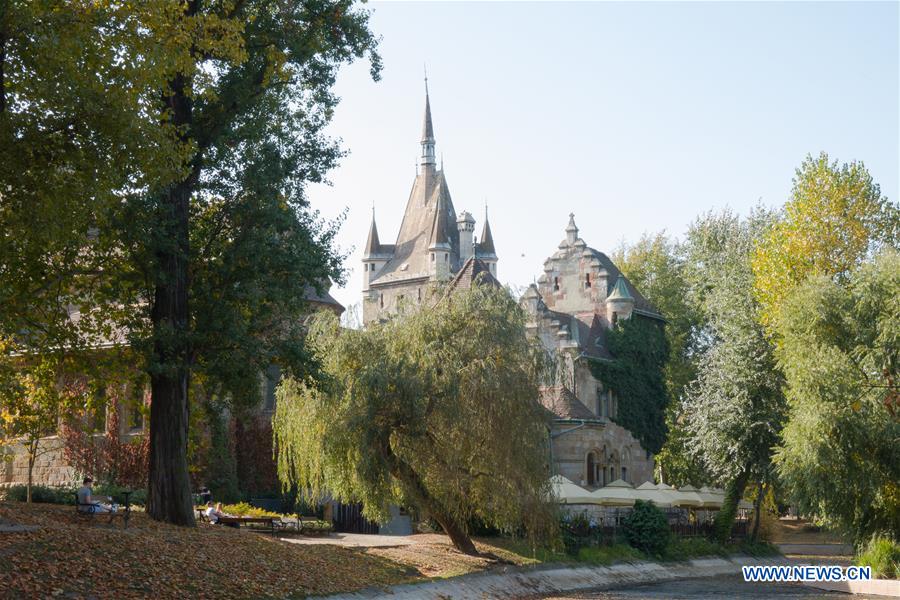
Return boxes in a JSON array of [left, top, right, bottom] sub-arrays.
[[362, 210, 390, 292], [429, 192, 452, 280], [457, 211, 475, 262], [477, 207, 498, 277], [605, 274, 635, 325]]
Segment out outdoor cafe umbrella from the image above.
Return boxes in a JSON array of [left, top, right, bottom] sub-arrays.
[[590, 480, 637, 506], [632, 481, 673, 508], [549, 474, 595, 504], [671, 484, 704, 507], [697, 486, 724, 508]]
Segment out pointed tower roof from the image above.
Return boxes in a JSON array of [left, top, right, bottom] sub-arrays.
[[364, 211, 381, 257], [607, 274, 634, 302], [565, 213, 579, 245], [479, 207, 496, 256], [422, 89, 434, 142], [429, 188, 451, 247]]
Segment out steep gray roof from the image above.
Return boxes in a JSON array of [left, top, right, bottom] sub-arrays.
[[364, 214, 382, 257], [422, 92, 434, 142], [478, 213, 496, 256], [445, 256, 501, 294], [539, 385, 598, 421], [370, 168, 459, 285], [588, 249, 661, 318]]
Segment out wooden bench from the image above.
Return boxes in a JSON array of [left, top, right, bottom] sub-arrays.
[[215, 516, 280, 535], [74, 491, 131, 529]]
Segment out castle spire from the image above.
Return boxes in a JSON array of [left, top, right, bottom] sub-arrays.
[[364, 208, 381, 257], [420, 73, 436, 166], [479, 206, 496, 256]]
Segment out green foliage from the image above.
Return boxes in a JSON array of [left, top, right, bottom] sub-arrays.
[[220, 502, 282, 518], [5, 485, 75, 505], [753, 152, 899, 334], [577, 544, 644, 564], [775, 251, 900, 545], [274, 285, 555, 554], [662, 537, 729, 560], [679, 210, 785, 515], [202, 400, 240, 504], [588, 316, 669, 454], [855, 537, 900, 579], [622, 500, 670, 557]]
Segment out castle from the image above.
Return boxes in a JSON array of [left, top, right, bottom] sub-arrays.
[[361, 88, 660, 488], [361, 85, 498, 324]]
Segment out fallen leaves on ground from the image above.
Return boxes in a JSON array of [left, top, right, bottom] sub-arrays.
[[0, 502, 416, 599]]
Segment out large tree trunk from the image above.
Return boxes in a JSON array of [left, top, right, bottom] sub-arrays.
[[26, 441, 36, 504], [381, 442, 479, 555], [146, 69, 195, 526], [751, 480, 764, 542], [714, 467, 750, 543]]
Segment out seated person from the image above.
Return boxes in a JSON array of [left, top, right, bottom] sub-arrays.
[[76, 477, 115, 513], [205, 502, 238, 527]]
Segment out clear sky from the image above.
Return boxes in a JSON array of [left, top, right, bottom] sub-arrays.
[[306, 1, 900, 310]]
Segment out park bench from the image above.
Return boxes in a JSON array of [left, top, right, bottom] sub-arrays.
[[74, 491, 131, 529], [215, 515, 281, 535]]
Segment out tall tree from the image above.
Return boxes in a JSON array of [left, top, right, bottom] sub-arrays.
[[752, 152, 899, 335], [613, 233, 705, 485], [775, 251, 900, 545], [274, 285, 554, 556], [133, 0, 380, 526], [680, 209, 786, 541], [2, 2, 380, 525]]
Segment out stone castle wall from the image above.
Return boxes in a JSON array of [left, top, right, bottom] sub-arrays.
[[2, 437, 75, 489], [551, 421, 653, 488]]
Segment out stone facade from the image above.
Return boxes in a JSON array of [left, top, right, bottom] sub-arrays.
[[524, 215, 664, 488]]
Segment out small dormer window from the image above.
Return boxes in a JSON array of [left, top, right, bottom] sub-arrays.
[[585, 273, 591, 288]]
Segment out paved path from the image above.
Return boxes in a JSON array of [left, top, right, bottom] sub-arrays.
[[281, 532, 421, 547], [536, 575, 885, 599], [777, 543, 853, 556]]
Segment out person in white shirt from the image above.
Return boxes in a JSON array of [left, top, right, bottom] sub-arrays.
[[76, 477, 114, 513], [205, 502, 238, 527]]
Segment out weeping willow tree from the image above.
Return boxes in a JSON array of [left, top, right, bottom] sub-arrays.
[[273, 285, 555, 555]]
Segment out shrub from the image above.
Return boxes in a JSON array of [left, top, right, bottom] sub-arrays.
[[5, 485, 75, 504], [856, 537, 899, 579], [221, 502, 282, 518], [622, 500, 670, 557]]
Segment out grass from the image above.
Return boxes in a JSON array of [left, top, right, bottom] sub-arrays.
[[855, 537, 899, 579], [0, 501, 416, 599]]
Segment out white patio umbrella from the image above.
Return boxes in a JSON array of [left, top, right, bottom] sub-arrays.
[[549, 474, 596, 504], [590, 481, 636, 506], [632, 481, 673, 507], [697, 486, 724, 508], [671, 484, 704, 507]]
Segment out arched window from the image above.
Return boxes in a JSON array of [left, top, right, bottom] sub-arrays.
[[621, 466, 628, 483], [586, 452, 596, 486], [585, 273, 591, 288]]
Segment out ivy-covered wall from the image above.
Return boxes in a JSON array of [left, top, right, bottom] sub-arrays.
[[588, 315, 669, 454]]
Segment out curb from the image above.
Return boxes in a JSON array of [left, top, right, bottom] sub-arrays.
[[323, 555, 789, 599]]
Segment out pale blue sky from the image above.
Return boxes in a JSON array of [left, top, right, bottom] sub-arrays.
[[306, 1, 900, 310]]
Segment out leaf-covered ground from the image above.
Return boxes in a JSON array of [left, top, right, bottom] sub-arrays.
[[0, 502, 419, 599]]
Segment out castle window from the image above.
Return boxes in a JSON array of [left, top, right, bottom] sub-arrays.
[[585, 273, 591, 288], [553, 276, 560, 291], [621, 466, 628, 483], [379, 294, 384, 309], [445, 253, 448, 262], [431, 254, 435, 262], [417, 288, 422, 301], [611, 311, 618, 324]]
